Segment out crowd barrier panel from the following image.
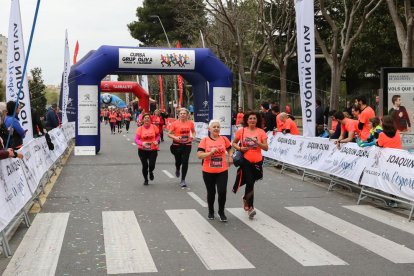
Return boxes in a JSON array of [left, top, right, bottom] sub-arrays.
[[0, 122, 75, 257]]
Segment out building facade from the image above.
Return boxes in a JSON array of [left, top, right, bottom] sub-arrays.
[[0, 34, 7, 83]]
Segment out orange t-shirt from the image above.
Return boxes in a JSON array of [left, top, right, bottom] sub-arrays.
[[109, 113, 117, 123], [276, 113, 284, 131], [359, 106, 375, 140], [198, 136, 231, 173], [341, 118, 358, 134], [136, 124, 160, 150], [377, 131, 402, 149], [235, 127, 267, 163], [282, 118, 299, 135], [236, 113, 244, 125], [170, 120, 195, 145], [152, 115, 161, 126], [332, 119, 338, 131], [123, 112, 131, 121]]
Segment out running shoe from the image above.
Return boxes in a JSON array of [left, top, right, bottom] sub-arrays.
[[143, 180, 149, 186], [180, 180, 187, 187], [242, 196, 249, 211], [175, 169, 180, 178], [248, 207, 256, 219], [218, 212, 228, 222], [149, 172, 154, 181], [208, 212, 215, 220]]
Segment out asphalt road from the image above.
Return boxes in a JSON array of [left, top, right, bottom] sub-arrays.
[[1, 122, 414, 276]]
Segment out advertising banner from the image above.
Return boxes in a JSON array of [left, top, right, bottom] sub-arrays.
[[6, 0, 33, 142], [78, 85, 98, 135], [212, 87, 232, 136], [361, 147, 414, 201], [295, 0, 316, 137], [119, 48, 195, 70], [62, 30, 71, 123]]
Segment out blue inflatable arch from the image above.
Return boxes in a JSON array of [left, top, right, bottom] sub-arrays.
[[67, 46, 233, 153]]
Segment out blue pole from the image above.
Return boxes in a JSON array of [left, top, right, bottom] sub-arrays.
[[6, 0, 42, 149]]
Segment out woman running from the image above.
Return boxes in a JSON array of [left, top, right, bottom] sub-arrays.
[[123, 108, 132, 133], [135, 113, 160, 185], [198, 120, 233, 221], [152, 109, 165, 142], [116, 110, 123, 133], [109, 110, 117, 134], [168, 108, 196, 187], [232, 111, 268, 219]]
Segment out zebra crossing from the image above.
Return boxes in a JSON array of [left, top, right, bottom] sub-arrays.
[[3, 199, 414, 275]]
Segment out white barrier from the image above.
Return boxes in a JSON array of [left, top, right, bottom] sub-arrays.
[[0, 123, 75, 234]]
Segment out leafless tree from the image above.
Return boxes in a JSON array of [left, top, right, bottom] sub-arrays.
[[315, 0, 383, 111], [386, 0, 414, 67], [259, 0, 296, 110]]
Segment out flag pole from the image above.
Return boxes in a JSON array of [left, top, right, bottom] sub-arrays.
[[6, 0, 42, 148]]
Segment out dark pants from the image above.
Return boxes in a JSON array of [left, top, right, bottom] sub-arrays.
[[138, 150, 158, 180], [125, 121, 130, 132], [117, 121, 122, 131], [171, 144, 191, 180], [203, 171, 228, 214], [240, 160, 257, 208], [110, 122, 116, 133]]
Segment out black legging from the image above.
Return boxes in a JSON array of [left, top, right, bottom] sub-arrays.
[[138, 150, 158, 181], [125, 121, 130, 132], [203, 171, 228, 214], [171, 144, 192, 180], [117, 121, 122, 132], [240, 160, 257, 208], [110, 122, 116, 133]]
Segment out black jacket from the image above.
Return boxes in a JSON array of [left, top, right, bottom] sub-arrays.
[[263, 110, 276, 132]]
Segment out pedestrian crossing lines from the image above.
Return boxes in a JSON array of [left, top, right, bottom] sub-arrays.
[[3, 205, 414, 275]]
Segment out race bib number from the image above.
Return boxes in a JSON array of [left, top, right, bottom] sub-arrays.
[[143, 142, 152, 150], [210, 157, 223, 168], [180, 135, 189, 143], [244, 137, 257, 148]]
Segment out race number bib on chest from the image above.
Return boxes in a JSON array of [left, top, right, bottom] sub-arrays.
[[210, 157, 223, 168]]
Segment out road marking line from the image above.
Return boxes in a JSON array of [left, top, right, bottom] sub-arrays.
[[103, 211, 157, 274], [123, 135, 126, 137], [132, 143, 136, 146], [344, 205, 414, 236], [286, 206, 414, 263], [227, 208, 347, 266], [187, 192, 208, 207], [162, 170, 175, 179], [166, 209, 254, 270], [127, 138, 131, 141], [3, 213, 70, 276]]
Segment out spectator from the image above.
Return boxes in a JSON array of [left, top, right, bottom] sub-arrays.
[[271, 105, 282, 132], [31, 107, 45, 138], [235, 107, 244, 127], [260, 102, 276, 132], [351, 104, 360, 120], [334, 111, 358, 147], [357, 96, 376, 141], [279, 112, 300, 135], [4, 101, 26, 150], [356, 117, 382, 147], [389, 95, 411, 132], [328, 110, 341, 139], [0, 103, 23, 160], [0, 102, 9, 143], [315, 99, 325, 136], [376, 115, 402, 149], [374, 95, 380, 117], [45, 103, 60, 131]]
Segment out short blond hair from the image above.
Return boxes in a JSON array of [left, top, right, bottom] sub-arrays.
[[0, 102, 6, 113], [208, 119, 221, 128]]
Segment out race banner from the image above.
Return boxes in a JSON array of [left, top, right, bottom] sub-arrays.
[[6, 0, 33, 142], [295, 0, 316, 137], [62, 30, 71, 124], [361, 147, 414, 201]]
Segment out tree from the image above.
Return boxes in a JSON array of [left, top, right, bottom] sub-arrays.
[[0, 80, 5, 101], [259, 0, 296, 110], [315, 0, 383, 111], [204, 0, 268, 109], [29, 67, 47, 115], [386, 0, 414, 67]]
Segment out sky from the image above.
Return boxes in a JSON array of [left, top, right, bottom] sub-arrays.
[[0, 0, 143, 85]]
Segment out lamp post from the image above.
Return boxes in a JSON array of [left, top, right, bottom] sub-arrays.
[[150, 15, 178, 117]]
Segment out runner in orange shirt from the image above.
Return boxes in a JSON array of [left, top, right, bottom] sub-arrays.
[[123, 109, 132, 133], [135, 113, 160, 185], [109, 110, 117, 134], [198, 120, 233, 221], [168, 108, 196, 187], [232, 111, 268, 219], [235, 107, 244, 127]]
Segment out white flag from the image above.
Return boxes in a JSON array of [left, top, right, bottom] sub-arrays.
[[295, 0, 316, 137], [62, 30, 70, 123], [125, 93, 130, 105], [6, 0, 33, 142]]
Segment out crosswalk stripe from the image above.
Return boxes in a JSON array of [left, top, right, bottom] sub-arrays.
[[286, 206, 414, 263], [227, 208, 347, 266], [343, 205, 414, 236], [187, 192, 208, 207], [162, 170, 175, 179], [102, 211, 157, 274], [3, 213, 69, 276], [166, 209, 255, 270]]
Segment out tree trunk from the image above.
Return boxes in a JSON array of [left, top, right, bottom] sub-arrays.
[[329, 68, 341, 112], [279, 63, 287, 110], [246, 80, 255, 110]]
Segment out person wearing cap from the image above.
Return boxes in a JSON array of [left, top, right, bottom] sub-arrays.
[[45, 103, 60, 131]]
